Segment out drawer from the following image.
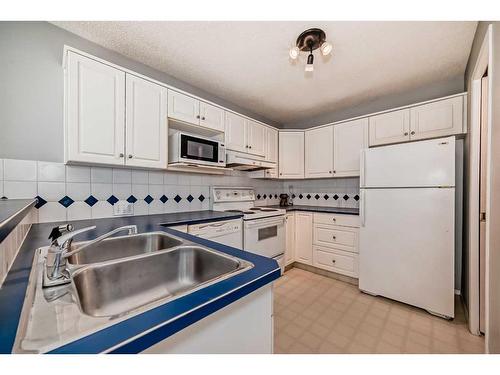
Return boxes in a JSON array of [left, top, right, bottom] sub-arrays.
[[313, 225, 358, 253], [313, 246, 359, 278], [313, 213, 360, 228]]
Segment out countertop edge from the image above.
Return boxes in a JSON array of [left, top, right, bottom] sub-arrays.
[[0, 199, 37, 243]]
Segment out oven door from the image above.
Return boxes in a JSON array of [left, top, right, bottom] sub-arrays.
[[180, 134, 222, 166], [243, 216, 285, 259]]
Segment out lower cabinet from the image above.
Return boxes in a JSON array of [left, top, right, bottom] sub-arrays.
[[285, 213, 295, 266], [313, 246, 359, 278], [294, 212, 313, 265]]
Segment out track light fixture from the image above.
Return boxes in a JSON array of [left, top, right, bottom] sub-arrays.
[[289, 28, 332, 72]]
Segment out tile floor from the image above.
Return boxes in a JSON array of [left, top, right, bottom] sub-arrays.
[[273, 268, 485, 354]]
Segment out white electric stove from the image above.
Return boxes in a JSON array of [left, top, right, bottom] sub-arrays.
[[211, 187, 285, 271]]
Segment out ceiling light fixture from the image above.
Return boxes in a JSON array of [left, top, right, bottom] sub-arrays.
[[288, 28, 332, 72]]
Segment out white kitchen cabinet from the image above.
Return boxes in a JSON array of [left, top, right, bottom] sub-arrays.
[[294, 212, 312, 265], [66, 52, 125, 165], [409, 96, 464, 140], [125, 74, 168, 169], [266, 127, 278, 163], [279, 132, 304, 179], [199, 101, 225, 132], [313, 246, 359, 278], [305, 126, 334, 178], [369, 109, 410, 146], [168, 90, 200, 125], [333, 118, 368, 177], [225, 112, 247, 153], [285, 213, 295, 266], [247, 120, 266, 157]]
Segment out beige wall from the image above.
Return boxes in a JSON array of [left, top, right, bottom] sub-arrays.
[[464, 21, 500, 353]]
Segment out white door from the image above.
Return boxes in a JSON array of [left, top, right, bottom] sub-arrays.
[[359, 187, 455, 317], [305, 126, 334, 178], [410, 96, 464, 140], [66, 52, 125, 165], [333, 119, 368, 177], [294, 212, 312, 265], [125, 74, 168, 169], [199, 102, 225, 132], [247, 121, 266, 157], [224, 112, 247, 153], [266, 127, 278, 163], [369, 109, 410, 146], [279, 132, 304, 179], [167, 90, 200, 125], [285, 213, 295, 265], [361, 136, 455, 188]]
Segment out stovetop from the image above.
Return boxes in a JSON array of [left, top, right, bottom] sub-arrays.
[[223, 206, 285, 220]]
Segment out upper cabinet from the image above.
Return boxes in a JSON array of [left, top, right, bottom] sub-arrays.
[[125, 74, 168, 168], [369, 109, 410, 146], [409, 96, 464, 140], [266, 127, 278, 163], [168, 90, 224, 132], [66, 52, 126, 166], [333, 118, 368, 177], [369, 95, 465, 147], [225, 113, 267, 158], [305, 126, 334, 178], [66, 52, 167, 169], [279, 132, 304, 178]]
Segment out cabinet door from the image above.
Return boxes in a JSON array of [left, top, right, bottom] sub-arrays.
[[369, 109, 410, 146], [200, 102, 225, 132], [247, 121, 266, 157], [266, 127, 278, 163], [225, 112, 247, 153], [333, 118, 368, 177], [66, 52, 125, 165], [294, 212, 312, 265], [285, 213, 295, 265], [305, 126, 334, 178], [125, 74, 168, 169], [279, 132, 304, 178], [167, 90, 200, 125], [409, 96, 464, 140]]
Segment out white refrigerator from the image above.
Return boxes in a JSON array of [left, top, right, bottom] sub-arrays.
[[359, 136, 456, 318]]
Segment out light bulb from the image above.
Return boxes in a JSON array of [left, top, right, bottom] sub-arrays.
[[305, 64, 314, 72], [289, 46, 299, 60], [305, 52, 314, 72], [320, 41, 333, 56]]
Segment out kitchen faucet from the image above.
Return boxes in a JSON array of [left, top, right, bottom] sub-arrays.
[[44, 224, 138, 287]]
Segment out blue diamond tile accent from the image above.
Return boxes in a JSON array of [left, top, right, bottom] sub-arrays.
[[174, 195, 182, 203], [106, 195, 119, 205], [354, 194, 360, 201], [127, 195, 138, 204], [256, 194, 261, 199], [84, 195, 98, 207], [144, 195, 154, 204], [299, 194, 303, 199], [343, 194, 349, 201], [160, 195, 168, 203], [187, 195, 194, 203], [263, 194, 267, 199], [35, 196, 47, 209], [58, 195, 75, 208], [292, 194, 296, 199], [306, 194, 311, 200], [274, 194, 278, 199], [333, 194, 339, 200], [198, 194, 205, 202], [324, 194, 329, 200], [314, 194, 320, 200]]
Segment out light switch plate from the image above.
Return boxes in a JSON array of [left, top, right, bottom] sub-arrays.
[[113, 200, 133, 216]]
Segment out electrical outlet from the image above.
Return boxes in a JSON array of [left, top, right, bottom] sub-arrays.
[[113, 200, 133, 216]]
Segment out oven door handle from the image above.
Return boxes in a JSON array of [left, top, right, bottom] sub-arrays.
[[244, 217, 285, 229]]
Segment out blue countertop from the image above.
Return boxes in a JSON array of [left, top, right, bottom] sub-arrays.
[[267, 205, 359, 215], [0, 210, 280, 354]]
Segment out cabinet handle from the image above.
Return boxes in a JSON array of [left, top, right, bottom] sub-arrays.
[[410, 131, 415, 135], [404, 132, 409, 136], [119, 153, 124, 158], [332, 236, 336, 240], [280, 173, 283, 176], [128, 154, 133, 159], [201, 116, 205, 120], [196, 115, 200, 119], [248, 145, 252, 149], [329, 171, 332, 174], [333, 170, 336, 174], [332, 217, 336, 222], [332, 259, 336, 263]]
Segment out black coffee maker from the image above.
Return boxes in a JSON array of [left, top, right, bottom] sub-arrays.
[[279, 193, 292, 207]]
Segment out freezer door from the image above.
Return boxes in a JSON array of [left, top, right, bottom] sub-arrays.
[[359, 188, 455, 317], [360, 136, 455, 188]]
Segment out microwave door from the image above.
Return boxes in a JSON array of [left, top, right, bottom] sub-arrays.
[[181, 134, 219, 164]]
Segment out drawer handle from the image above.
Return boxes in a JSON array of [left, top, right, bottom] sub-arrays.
[[332, 259, 336, 263], [332, 236, 336, 240], [332, 218, 336, 222]]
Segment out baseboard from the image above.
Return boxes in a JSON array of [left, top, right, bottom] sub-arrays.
[[287, 262, 359, 286]]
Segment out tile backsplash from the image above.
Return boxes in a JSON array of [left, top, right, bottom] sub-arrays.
[[0, 158, 360, 223]]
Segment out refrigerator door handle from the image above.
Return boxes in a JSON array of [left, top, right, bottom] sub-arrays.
[[360, 190, 366, 227], [360, 149, 366, 187]]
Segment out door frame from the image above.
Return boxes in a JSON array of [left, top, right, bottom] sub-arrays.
[[467, 24, 492, 350]]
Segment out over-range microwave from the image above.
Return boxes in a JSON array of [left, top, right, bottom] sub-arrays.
[[168, 131, 226, 167]]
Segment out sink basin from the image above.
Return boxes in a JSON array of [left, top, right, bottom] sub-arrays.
[[68, 232, 183, 265], [71, 246, 251, 317]]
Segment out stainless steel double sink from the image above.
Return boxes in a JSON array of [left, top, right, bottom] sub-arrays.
[[59, 232, 253, 317]]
